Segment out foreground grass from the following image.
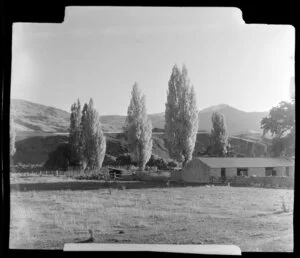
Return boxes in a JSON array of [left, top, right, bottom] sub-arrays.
[[10, 178, 294, 252]]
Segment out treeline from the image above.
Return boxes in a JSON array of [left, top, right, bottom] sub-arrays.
[[67, 64, 200, 172]]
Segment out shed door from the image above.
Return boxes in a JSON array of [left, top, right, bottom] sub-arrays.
[[221, 168, 226, 178]]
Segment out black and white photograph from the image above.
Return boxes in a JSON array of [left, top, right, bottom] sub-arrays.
[[9, 6, 295, 252]]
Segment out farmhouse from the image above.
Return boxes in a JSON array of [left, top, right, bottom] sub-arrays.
[[171, 157, 294, 183]]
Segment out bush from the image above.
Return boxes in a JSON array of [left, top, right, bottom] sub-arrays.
[[128, 164, 138, 171], [167, 160, 177, 169], [103, 154, 117, 166], [145, 166, 158, 172], [146, 154, 168, 170], [116, 153, 137, 166], [74, 169, 102, 180], [11, 163, 45, 173]]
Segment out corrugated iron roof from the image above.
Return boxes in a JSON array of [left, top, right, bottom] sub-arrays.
[[196, 157, 294, 168]]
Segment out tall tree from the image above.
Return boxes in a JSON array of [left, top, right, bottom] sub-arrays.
[[261, 101, 295, 157], [165, 64, 198, 167], [124, 83, 153, 171], [81, 99, 106, 170], [210, 111, 229, 157], [10, 115, 16, 157], [69, 99, 82, 166]]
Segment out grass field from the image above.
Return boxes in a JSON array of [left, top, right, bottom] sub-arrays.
[[9, 175, 294, 252]]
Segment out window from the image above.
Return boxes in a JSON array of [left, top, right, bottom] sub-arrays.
[[221, 168, 226, 178], [285, 167, 290, 177], [265, 167, 276, 176], [237, 168, 248, 176], [265, 167, 272, 176]]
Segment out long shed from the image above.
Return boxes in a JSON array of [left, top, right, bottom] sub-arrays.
[[171, 157, 294, 183]]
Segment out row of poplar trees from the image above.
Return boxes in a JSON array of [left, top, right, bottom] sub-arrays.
[[68, 64, 229, 171]]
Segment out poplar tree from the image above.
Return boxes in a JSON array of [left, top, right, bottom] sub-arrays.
[[210, 111, 229, 157], [165, 64, 199, 167], [124, 83, 153, 171], [10, 115, 16, 157], [69, 99, 82, 166], [81, 99, 106, 170]]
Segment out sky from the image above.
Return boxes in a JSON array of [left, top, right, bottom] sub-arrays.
[[11, 7, 295, 115]]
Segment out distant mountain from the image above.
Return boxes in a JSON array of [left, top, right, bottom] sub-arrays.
[[147, 104, 268, 135], [11, 99, 268, 138], [197, 104, 268, 135]]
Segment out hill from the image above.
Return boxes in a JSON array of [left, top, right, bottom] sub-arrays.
[[11, 99, 70, 133], [10, 99, 121, 134], [197, 104, 268, 135], [11, 99, 268, 137], [12, 133, 173, 165]]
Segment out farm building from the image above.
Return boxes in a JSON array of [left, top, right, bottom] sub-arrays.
[[171, 157, 294, 183]]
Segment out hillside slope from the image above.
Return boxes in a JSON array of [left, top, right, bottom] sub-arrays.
[[12, 133, 173, 165], [11, 99, 70, 133], [11, 99, 268, 136], [13, 132, 270, 165], [197, 104, 268, 135], [11, 99, 121, 134]]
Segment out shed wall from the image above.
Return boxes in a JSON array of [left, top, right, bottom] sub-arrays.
[[170, 170, 182, 182], [289, 166, 295, 177], [209, 167, 237, 177], [182, 159, 210, 183], [210, 168, 220, 177], [274, 167, 284, 176]]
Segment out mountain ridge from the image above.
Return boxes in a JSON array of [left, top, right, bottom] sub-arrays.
[[11, 99, 268, 136]]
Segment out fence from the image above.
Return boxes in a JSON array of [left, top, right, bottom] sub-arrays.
[[10, 170, 65, 177], [135, 171, 171, 182]]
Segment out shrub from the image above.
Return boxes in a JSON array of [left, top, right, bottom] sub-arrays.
[[128, 165, 138, 171], [12, 163, 45, 173], [281, 196, 292, 212], [145, 166, 158, 172], [74, 169, 102, 180], [167, 160, 177, 169], [116, 153, 137, 166], [146, 154, 168, 170], [103, 154, 117, 166]]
